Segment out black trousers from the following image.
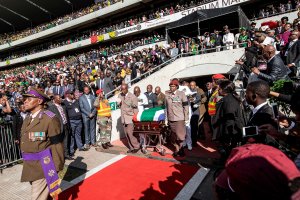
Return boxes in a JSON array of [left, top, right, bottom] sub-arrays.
[[63, 124, 70, 156], [190, 115, 199, 144]]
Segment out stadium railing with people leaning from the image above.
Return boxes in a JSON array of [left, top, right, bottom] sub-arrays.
[[0, 122, 22, 169], [105, 42, 247, 98]]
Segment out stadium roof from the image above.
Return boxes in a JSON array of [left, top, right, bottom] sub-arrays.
[[0, 0, 95, 34]]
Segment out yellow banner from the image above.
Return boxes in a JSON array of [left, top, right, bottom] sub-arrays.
[[6, 60, 10, 65], [108, 31, 116, 38], [97, 35, 104, 42]]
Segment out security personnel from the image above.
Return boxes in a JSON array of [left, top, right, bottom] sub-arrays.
[[165, 79, 189, 157], [94, 89, 113, 150], [20, 88, 64, 200]]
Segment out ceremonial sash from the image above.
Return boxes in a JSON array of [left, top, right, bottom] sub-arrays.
[[22, 148, 61, 198]]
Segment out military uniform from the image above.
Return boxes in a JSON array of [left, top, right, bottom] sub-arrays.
[[165, 89, 189, 151], [20, 89, 64, 200], [118, 92, 139, 150], [94, 97, 112, 145]]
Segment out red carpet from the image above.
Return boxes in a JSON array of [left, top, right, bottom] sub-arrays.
[[58, 156, 199, 200]]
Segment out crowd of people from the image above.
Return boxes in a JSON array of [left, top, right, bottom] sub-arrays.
[[0, 0, 212, 46], [1, 1, 300, 199], [253, 0, 299, 19], [0, 0, 123, 45], [0, 33, 165, 62]]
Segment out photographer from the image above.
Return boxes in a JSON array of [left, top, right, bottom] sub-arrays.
[[259, 86, 300, 167]]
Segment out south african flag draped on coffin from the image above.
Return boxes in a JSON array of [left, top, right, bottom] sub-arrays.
[[133, 106, 165, 122]]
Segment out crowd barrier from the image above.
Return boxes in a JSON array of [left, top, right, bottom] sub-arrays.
[[0, 123, 22, 169]]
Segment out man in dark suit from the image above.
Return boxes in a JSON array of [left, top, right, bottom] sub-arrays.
[[251, 45, 290, 84], [52, 80, 64, 97], [96, 71, 114, 96], [213, 30, 223, 52], [245, 81, 277, 131], [79, 86, 96, 148], [144, 84, 157, 108], [47, 94, 72, 160], [284, 31, 300, 76]]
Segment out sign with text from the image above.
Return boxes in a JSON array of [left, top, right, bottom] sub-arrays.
[[109, 102, 118, 111]]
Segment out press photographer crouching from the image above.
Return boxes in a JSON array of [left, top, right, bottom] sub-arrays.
[[259, 81, 300, 169]]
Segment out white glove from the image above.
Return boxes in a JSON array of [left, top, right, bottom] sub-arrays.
[[116, 98, 121, 104], [185, 120, 190, 126], [193, 104, 199, 108]]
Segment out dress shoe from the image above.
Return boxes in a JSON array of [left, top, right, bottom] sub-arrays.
[[65, 155, 74, 160], [127, 149, 133, 153], [91, 144, 98, 147], [102, 143, 108, 149], [106, 142, 113, 147], [178, 148, 185, 157], [69, 153, 75, 157], [79, 147, 88, 151], [131, 149, 140, 154], [172, 151, 179, 157]]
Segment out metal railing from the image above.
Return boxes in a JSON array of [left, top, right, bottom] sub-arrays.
[[0, 123, 22, 169], [250, 8, 298, 21], [105, 42, 247, 98]]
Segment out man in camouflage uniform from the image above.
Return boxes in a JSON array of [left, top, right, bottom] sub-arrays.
[[94, 89, 113, 150]]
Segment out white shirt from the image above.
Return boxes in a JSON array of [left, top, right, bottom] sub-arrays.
[[223, 33, 234, 44], [252, 102, 268, 116], [30, 109, 41, 121], [137, 93, 148, 111], [85, 94, 92, 108]]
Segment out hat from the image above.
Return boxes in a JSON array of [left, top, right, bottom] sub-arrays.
[[240, 27, 247, 31], [23, 88, 50, 103], [169, 79, 179, 86], [212, 74, 226, 80], [96, 89, 103, 95], [216, 144, 300, 199]]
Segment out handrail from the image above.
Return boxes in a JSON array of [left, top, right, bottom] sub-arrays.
[[105, 42, 247, 98]]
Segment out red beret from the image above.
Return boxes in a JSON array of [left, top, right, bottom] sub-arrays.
[[96, 89, 103, 94], [215, 144, 300, 199], [169, 79, 179, 86], [212, 74, 226, 80]]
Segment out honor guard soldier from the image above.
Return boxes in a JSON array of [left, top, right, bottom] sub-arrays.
[[20, 88, 64, 200], [117, 83, 140, 153], [165, 79, 189, 157], [94, 89, 113, 150]]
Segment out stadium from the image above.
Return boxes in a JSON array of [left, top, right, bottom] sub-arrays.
[[0, 0, 300, 199]]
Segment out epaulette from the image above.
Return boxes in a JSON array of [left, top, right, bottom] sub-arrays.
[[43, 110, 56, 118]]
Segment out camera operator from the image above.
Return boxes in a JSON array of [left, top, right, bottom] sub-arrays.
[[259, 85, 300, 168]]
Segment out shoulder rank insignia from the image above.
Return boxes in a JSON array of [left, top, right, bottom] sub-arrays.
[[44, 110, 56, 118]]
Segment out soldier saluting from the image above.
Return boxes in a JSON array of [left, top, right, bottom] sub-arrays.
[[21, 88, 64, 200]]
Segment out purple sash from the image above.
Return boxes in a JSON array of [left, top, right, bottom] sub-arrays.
[[22, 148, 62, 197]]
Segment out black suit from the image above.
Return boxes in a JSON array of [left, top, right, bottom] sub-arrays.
[[258, 55, 290, 83], [247, 103, 275, 127], [213, 34, 223, 46], [285, 40, 300, 74]]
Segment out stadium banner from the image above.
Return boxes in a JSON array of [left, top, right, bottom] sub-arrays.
[[108, 31, 116, 38], [115, 24, 142, 37], [140, 0, 249, 30], [90, 35, 97, 44], [97, 35, 105, 42], [181, 0, 250, 16]]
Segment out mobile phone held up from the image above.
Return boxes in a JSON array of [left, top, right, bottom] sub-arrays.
[[271, 103, 279, 118]]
